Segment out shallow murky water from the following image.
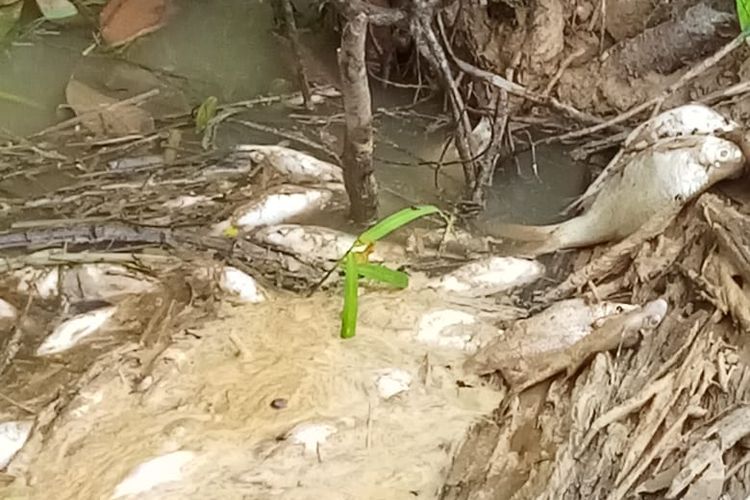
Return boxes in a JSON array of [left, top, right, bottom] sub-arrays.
[[0, 0, 587, 229]]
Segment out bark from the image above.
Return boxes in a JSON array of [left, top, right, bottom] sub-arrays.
[[338, 9, 379, 223]]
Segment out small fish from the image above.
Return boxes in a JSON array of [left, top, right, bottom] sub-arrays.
[[36, 306, 116, 356], [465, 298, 668, 392], [232, 145, 344, 183], [251, 224, 405, 264], [426, 256, 545, 297], [228, 184, 345, 231], [220, 266, 265, 303], [112, 450, 196, 499], [0, 420, 33, 469], [487, 135, 745, 255]]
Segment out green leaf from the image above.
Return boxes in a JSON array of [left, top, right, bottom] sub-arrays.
[[340, 252, 359, 339], [738, 0, 750, 32], [356, 263, 409, 288], [358, 205, 442, 244]]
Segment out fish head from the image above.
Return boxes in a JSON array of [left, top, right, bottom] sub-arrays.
[[639, 298, 668, 329], [700, 136, 745, 183]]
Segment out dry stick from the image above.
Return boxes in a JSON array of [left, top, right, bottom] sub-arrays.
[[543, 48, 586, 97], [412, 12, 477, 188], [0, 390, 35, 414], [699, 79, 750, 105], [450, 56, 606, 127], [32, 89, 160, 138], [228, 118, 341, 163], [280, 0, 313, 110], [539, 32, 748, 145]]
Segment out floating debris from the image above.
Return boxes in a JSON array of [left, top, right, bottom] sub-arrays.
[[375, 368, 412, 399], [111, 450, 196, 499], [220, 266, 265, 303], [231, 145, 344, 183], [427, 256, 545, 297], [36, 306, 117, 356], [0, 420, 33, 469]]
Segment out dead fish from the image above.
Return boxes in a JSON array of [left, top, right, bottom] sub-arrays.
[[231, 145, 344, 183], [111, 450, 196, 499], [425, 256, 545, 297], [13, 267, 59, 299], [566, 103, 740, 213], [465, 298, 640, 375], [223, 184, 345, 232], [465, 298, 668, 392], [0, 420, 33, 469], [220, 266, 265, 303], [61, 264, 158, 302], [36, 306, 116, 356], [487, 135, 745, 255], [250, 224, 405, 264], [0, 298, 17, 320]]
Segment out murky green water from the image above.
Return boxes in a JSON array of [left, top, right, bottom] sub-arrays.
[[0, 0, 587, 229]]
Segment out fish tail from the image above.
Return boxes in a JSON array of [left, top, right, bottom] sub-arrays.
[[486, 221, 559, 242]]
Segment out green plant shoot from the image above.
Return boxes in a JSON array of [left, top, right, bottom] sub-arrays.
[[358, 205, 443, 244], [339, 205, 443, 339], [738, 0, 750, 33], [356, 263, 409, 288], [340, 252, 359, 339]]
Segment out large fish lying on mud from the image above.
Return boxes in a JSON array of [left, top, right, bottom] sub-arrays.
[[485, 135, 746, 256]]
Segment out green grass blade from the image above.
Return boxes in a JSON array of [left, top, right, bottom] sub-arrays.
[[340, 252, 359, 339], [358, 205, 442, 244], [357, 263, 409, 288], [738, 0, 750, 32]]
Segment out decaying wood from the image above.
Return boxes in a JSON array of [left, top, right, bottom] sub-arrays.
[[337, 6, 379, 223]]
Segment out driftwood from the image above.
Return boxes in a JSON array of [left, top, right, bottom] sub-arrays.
[[440, 192, 750, 499]]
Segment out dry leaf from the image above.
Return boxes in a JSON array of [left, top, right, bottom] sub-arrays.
[[65, 79, 154, 136], [99, 0, 174, 46]]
